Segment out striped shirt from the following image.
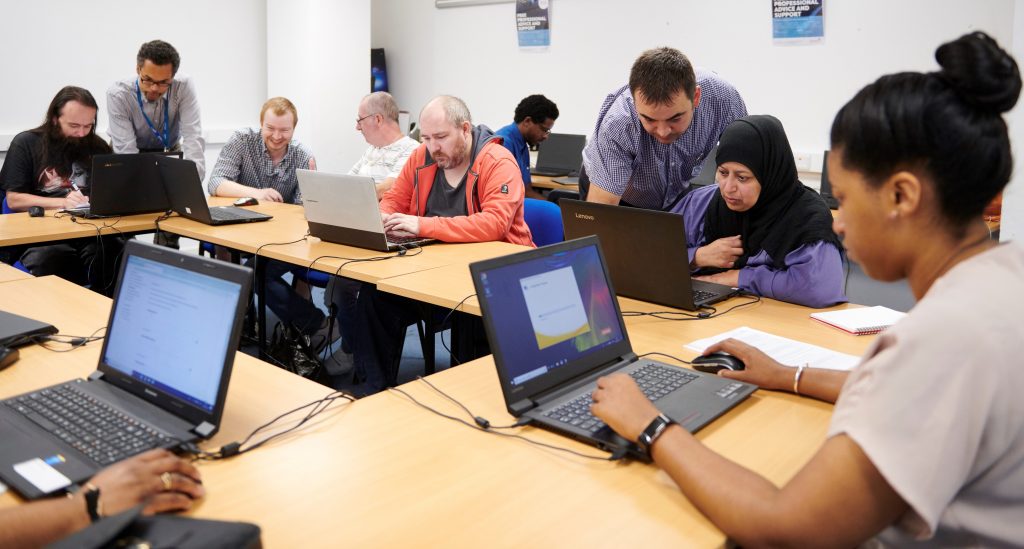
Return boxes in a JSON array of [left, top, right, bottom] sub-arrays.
[[107, 76, 206, 179], [583, 69, 747, 210], [348, 136, 419, 183], [207, 128, 315, 204]]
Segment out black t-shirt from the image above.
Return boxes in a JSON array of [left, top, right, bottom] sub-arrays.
[[424, 167, 469, 218], [0, 130, 107, 197]]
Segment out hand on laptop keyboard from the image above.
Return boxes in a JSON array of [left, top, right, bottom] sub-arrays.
[[383, 212, 420, 238], [589, 372, 664, 442], [87, 448, 205, 515]]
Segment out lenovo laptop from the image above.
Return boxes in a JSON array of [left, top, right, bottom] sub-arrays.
[[296, 170, 434, 252], [156, 156, 272, 225], [470, 236, 756, 460], [61, 153, 175, 218], [0, 240, 251, 499], [560, 200, 737, 311], [530, 133, 586, 177], [818, 151, 838, 209]]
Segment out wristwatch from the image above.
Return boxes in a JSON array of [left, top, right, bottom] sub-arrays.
[[637, 413, 676, 456], [83, 483, 103, 522]]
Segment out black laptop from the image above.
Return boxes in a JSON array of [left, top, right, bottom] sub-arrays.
[[560, 200, 737, 311], [60, 153, 175, 218], [0, 240, 251, 499], [0, 310, 57, 347], [530, 133, 586, 177], [156, 156, 272, 225], [818, 151, 838, 209], [470, 236, 756, 460]]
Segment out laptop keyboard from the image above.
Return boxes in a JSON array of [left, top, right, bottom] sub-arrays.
[[543, 362, 699, 434], [692, 288, 718, 303], [211, 207, 265, 222], [6, 384, 173, 466]]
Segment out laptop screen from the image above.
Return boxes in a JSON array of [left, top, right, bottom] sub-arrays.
[[102, 254, 242, 412], [476, 241, 625, 387], [536, 133, 586, 171]]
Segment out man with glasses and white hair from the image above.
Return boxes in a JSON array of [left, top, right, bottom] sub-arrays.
[[350, 91, 419, 198], [107, 39, 205, 249]]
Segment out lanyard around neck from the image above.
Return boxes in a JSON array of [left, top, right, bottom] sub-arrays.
[[135, 79, 171, 150]]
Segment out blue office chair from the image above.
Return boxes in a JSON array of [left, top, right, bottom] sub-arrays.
[[523, 198, 564, 247], [1, 197, 33, 273]]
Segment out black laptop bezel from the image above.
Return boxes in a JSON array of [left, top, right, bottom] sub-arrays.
[[470, 236, 635, 414], [89, 153, 171, 216], [92, 240, 251, 432]]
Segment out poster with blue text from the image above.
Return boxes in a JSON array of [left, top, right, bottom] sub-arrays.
[[773, 0, 824, 44], [517, 0, 550, 48]]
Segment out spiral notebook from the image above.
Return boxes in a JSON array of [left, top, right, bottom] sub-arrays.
[[810, 306, 906, 335]]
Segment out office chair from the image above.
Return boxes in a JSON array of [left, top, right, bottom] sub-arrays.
[[1, 197, 32, 274], [523, 198, 564, 247]]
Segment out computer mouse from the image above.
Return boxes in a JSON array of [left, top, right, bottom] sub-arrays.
[[28, 206, 45, 217], [0, 347, 19, 371], [691, 352, 745, 374], [233, 197, 259, 207]]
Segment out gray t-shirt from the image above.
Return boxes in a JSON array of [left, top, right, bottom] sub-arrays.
[[425, 168, 468, 218], [828, 243, 1024, 546]]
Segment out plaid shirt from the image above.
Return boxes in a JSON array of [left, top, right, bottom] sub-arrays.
[[583, 69, 747, 210], [348, 136, 419, 183], [207, 128, 315, 204]]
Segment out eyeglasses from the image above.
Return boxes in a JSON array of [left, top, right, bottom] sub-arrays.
[[538, 122, 554, 135], [139, 75, 173, 89], [356, 113, 379, 126]]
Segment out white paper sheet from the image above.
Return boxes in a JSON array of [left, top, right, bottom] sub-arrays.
[[685, 326, 861, 371]]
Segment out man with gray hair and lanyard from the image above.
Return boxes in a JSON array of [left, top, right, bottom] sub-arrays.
[[107, 39, 204, 248]]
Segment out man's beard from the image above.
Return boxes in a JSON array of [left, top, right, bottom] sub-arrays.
[[42, 127, 96, 177], [435, 144, 468, 170]]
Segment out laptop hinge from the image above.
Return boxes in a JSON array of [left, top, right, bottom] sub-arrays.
[[87, 370, 104, 381], [509, 399, 535, 416], [193, 421, 216, 438]]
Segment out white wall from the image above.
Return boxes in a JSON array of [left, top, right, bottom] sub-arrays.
[[372, 0, 1017, 189], [1003, 0, 1024, 242], [267, 0, 371, 173], [0, 0, 268, 178]]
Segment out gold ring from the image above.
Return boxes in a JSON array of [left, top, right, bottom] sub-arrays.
[[160, 471, 173, 491]]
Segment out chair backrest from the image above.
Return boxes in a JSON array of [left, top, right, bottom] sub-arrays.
[[523, 198, 564, 247], [2, 196, 14, 215]]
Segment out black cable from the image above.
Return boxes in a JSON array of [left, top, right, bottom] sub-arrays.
[[621, 294, 761, 321], [28, 326, 107, 353], [438, 293, 476, 366], [65, 214, 127, 292], [636, 351, 692, 365], [185, 390, 356, 461], [388, 385, 617, 461]]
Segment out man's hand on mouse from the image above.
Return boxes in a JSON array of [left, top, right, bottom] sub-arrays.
[[590, 373, 661, 441], [703, 338, 792, 390], [251, 188, 283, 202]]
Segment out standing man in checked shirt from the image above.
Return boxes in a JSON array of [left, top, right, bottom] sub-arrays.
[[107, 40, 204, 248], [583, 47, 747, 210]]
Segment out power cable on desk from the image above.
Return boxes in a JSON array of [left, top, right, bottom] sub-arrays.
[[621, 294, 761, 321], [181, 390, 356, 461], [58, 212, 128, 293], [388, 377, 621, 462], [438, 292, 476, 366], [22, 326, 107, 353]]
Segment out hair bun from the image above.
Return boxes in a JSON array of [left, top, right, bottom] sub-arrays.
[[935, 31, 1022, 113]]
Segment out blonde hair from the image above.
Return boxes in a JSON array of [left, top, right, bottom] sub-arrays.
[[260, 97, 298, 127]]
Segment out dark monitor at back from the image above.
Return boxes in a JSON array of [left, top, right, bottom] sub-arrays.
[[819, 151, 838, 209], [531, 133, 586, 177]]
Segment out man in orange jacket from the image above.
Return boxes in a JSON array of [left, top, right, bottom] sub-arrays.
[[350, 95, 533, 395]]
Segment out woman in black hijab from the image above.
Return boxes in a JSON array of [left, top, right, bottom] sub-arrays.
[[672, 114, 845, 307]]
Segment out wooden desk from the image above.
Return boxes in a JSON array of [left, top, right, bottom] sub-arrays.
[[0, 210, 160, 247], [0, 273, 873, 547], [0, 262, 31, 283], [531, 174, 579, 192]]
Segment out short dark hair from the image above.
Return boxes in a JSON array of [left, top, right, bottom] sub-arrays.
[[37, 85, 100, 133], [830, 31, 1021, 233], [513, 94, 559, 124], [629, 47, 697, 105], [137, 40, 181, 74]]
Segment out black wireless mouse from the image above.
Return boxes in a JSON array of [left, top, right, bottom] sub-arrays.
[[691, 352, 745, 374], [0, 347, 19, 371], [28, 206, 45, 217]]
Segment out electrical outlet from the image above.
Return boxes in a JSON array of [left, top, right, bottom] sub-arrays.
[[794, 151, 813, 172]]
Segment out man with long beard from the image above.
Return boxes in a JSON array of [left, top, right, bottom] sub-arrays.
[[0, 86, 123, 294]]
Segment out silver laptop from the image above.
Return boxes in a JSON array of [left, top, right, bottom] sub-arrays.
[[560, 200, 737, 311], [0, 240, 251, 499], [470, 236, 756, 461], [296, 170, 434, 252]]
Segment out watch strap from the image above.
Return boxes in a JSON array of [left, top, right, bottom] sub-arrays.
[[83, 483, 102, 522], [637, 413, 675, 455]]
